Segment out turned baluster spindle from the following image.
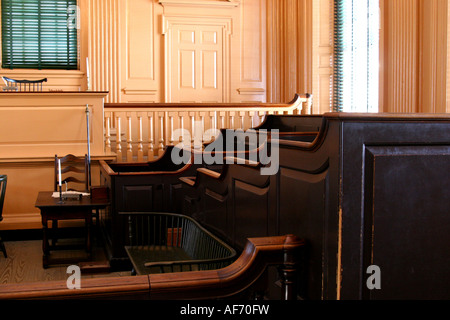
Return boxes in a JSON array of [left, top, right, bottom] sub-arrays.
[[259, 111, 266, 126], [158, 112, 165, 156], [229, 111, 235, 130], [105, 112, 112, 154], [199, 112, 205, 147], [116, 114, 123, 162], [179, 112, 186, 147], [249, 111, 255, 129], [137, 112, 144, 162], [126, 112, 133, 162], [147, 112, 154, 160], [190, 112, 196, 148], [219, 111, 226, 130], [239, 111, 245, 130], [278, 235, 304, 300], [209, 111, 216, 141], [168, 112, 175, 146]]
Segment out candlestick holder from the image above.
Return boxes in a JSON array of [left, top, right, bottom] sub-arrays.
[[57, 184, 64, 204]]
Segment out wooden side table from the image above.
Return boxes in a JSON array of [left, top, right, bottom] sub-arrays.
[[35, 191, 109, 268]]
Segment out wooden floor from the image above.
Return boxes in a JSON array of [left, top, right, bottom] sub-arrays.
[[0, 236, 130, 284]]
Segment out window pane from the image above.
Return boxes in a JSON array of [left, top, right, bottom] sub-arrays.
[[333, 0, 379, 112], [1, 0, 78, 70]]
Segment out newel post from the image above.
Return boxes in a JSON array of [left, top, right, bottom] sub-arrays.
[[279, 235, 304, 300]]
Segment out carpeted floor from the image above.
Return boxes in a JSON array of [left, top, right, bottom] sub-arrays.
[[0, 238, 130, 284]]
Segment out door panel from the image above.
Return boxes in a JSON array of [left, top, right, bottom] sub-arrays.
[[171, 25, 223, 103]]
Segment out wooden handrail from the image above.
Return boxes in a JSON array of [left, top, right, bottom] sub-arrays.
[[148, 234, 305, 300], [104, 93, 311, 110], [0, 235, 304, 300]]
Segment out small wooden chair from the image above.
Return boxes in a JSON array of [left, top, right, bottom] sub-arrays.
[[54, 154, 89, 193], [0, 175, 7, 258], [53, 155, 97, 245], [2, 76, 47, 91]]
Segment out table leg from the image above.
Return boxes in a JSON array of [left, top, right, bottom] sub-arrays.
[[52, 219, 58, 247], [86, 216, 92, 259], [42, 217, 49, 268]]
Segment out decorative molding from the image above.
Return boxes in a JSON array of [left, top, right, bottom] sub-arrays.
[[87, 0, 121, 103], [125, 0, 156, 83], [162, 15, 234, 36], [311, 0, 332, 114], [122, 88, 158, 95], [237, 88, 265, 95], [240, 0, 265, 85], [380, 0, 448, 113], [159, 0, 240, 8], [266, 0, 312, 104]]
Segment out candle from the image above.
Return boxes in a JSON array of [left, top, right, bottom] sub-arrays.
[[86, 57, 90, 90], [86, 57, 90, 79], [58, 159, 62, 186]]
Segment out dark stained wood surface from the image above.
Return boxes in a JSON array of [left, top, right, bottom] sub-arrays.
[[35, 191, 110, 208], [98, 115, 322, 268], [180, 112, 450, 300]]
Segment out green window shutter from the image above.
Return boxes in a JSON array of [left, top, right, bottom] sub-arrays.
[[1, 0, 78, 70]]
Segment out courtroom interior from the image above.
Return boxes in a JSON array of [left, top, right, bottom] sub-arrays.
[[0, 0, 449, 301]]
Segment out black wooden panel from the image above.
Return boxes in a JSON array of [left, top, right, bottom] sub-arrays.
[[279, 167, 330, 300], [123, 185, 154, 211], [363, 146, 450, 299], [203, 188, 229, 242], [233, 179, 270, 249], [168, 183, 184, 213]]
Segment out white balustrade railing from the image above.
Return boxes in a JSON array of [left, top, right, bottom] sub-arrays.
[[104, 94, 312, 162]]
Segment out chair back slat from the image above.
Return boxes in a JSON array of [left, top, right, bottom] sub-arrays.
[[54, 154, 89, 192]]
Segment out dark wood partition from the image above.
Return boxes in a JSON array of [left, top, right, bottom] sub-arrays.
[[181, 113, 450, 300], [99, 115, 323, 268], [99, 147, 215, 268]]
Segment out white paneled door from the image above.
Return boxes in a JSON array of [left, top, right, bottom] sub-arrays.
[[169, 24, 224, 103]]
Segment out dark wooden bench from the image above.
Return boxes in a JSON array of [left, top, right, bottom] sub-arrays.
[[99, 115, 322, 268], [122, 212, 237, 275]]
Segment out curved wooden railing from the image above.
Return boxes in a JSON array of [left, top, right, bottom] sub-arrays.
[[104, 94, 312, 162], [0, 235, 304, 300]]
